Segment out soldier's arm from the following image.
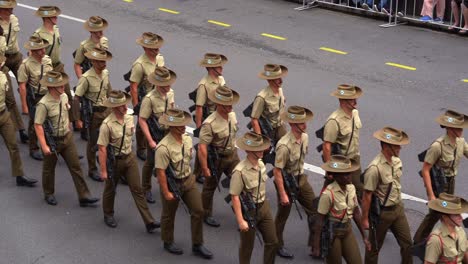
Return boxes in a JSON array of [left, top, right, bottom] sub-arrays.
[[156, 168, 174, 201], [231, 195, 248, 232], [352, 202, 365, 239], [421, 162, 436, 201], [155, 146, 175, 201], [129, 82, 139, 107], [98, 145, 107, 179], [312, 213, 325, 257], [322, 142, 332, 162], [18, 82, 28, 113], [361, 190, 372, 229], [195, 106, 203, 128], [273, 145, 289, 205], [323, 120, 339, 162], [464, 141, 468, 159], [250, 96, 264, 134], [74, 63, 82, 79], [198, 123, 214, 177], [463, 251, 468, 263], [138, 116, 155, 148], [34, 123, 49, 155]]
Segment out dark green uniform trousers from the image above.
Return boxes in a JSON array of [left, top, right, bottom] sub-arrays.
[[28, 95, 44, 153], [326, 222, 362, 264], [3, 66, 24, 131], [5, 52, 22, 79], [86, 109, 110, 174], [141, 128, 168, 194], [0, 110, 24, 176], [135, 123, 147, 154]]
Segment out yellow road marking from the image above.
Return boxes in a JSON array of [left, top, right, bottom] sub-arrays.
[[261, 33, 287, 40], [462, 79, 468, 83], [319, 47, 348, 55], [158, 8, 180, 14], [207, 20, 231, 27], [123, 0, 133, 2], [385, 62, 416, 71]]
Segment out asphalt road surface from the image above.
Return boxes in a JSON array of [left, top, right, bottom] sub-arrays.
[[0, 0, 467, 263]]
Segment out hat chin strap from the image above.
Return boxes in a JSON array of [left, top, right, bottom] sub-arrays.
[[447, 214, 461, 228]]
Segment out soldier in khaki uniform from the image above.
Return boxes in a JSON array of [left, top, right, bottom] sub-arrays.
[[414, 110, 468, 244], [273, 106, 315, 259], [128, 32, 165, 161], [97, 90, 160, 233], [424, 193, 468, 264], [322, 84, 363, 199], [0, 54, 37, 187], [361, 127, 413, 264], [312, 155, 368, 263], [34, 71, 99, 207], [18, 36, 53, 161], [138, 66, 175, 203], [74, 47, 113, 182], [198, 85, 240, 227], [0, 0, 22, 79], [229, 131, 278, 264], [155, 109, 213, 258]]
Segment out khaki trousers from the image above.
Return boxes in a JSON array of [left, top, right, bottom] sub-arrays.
[[3, 66, 24, 131], [102, 152, 155, 224], [364, 203, 413, 264], [54, 63, 78, 122], [28, 95, 44, 152], [142, 127, 169, 193], [42, 132, 91, 199], [160, 175, 204, 245], [86, 109, 110, 174], [136, 123, 147, 153], [326, 222, 362, 264], [0, 111, 24, 176], [5, 52, 22, 79]]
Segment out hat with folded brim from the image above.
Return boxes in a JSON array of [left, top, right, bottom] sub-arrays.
[[236, 132, 271, 152], [258, 64, 288, 80], [207, 85, 240, 106], [373, 126, 410, 146], [148, 67, 177, 86], [0, 0, 17, 9], [40, 71, 69, 87], [136, 32, 164, 49], [428, 193, 468, 215], [84, 48, 113, 61], [103, 91, 131, 108], [199, 53, 228, 68], [35, 6, 61, 17], [321, 155, 360, 173], [158, 109, 192, 127], [84, 16, 108, 32], [435, 110, 468, 129], [24, 37, 49, 50], [330, 84, 363, 99], [281, 106, 314, 124]]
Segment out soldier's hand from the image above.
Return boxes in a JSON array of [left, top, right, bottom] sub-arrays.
[[239, 220, 249, 232], [42, 146, 52, 156], [22, 104, 29, 115], [75, 120, 83, 129], [202, 167, 211, 178], [311, 245, 320, 257], [101, 171, 108, 181], [148, 140, 157, 150], [362, 219, 369, 230], [428, 193, 436, 201], [364, 237, 372, 252], [280, 193, 290, 206], [164, 191, 175, 201]]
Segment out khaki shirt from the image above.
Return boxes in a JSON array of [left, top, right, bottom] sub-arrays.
[[35, 93, 70, 137], [363, 153, 403, 206], [33, 25, 61, 66], [317, 181, 357, 223], [0, 35, 6, 56], [425, 223, 467, 264], [97, 112, 135, 155], [250, 85, 285, 128], [424, 135, 468, 177], [155, 133, 193, 179], [323, 108, 362, 159], [195, 75, 226, 113], [129, 53, 165, 94], [229, 158, 268, 203], [139, 88, 174, 119], [0, 15, 20, 54], [199, 111, 238, 155], [274, 132, 308, 176], [75, 68, 111, 107], [0, 71, 9, 111], [74, 37, 109, 65], [17, 55, 53, 95]]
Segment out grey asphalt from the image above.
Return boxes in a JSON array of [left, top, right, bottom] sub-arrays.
[[0, 0, 466, 263]]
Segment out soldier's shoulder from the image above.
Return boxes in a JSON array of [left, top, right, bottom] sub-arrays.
[[256, 87, 269, 98], [42, 56, 52, 65], [203, 112, 217, 124]]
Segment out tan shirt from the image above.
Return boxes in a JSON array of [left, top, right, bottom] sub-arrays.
[[195, 75, 226, 113], [97, 112, 135, 155], [33, 25, 61, 66], [139, 88, 174, 119], [274, 132, 308, 176], [229, 158, 268, 203], [363, 153, 403, 206], [425, 223, 467, 264], [0, 15, 20, 54], [250, 85, 285, 128], [35, 93, 70, 137], [75, 67, 111, 107], [155, 133, 193, 179], [17, 55, 53, 95], [129, 53, 165, 94], [74, 37, 109, 65], [317, 181, 357, 223], [0, 71, 9, 111], [323, 108, 362, 159], [0, 35, 6, 56], [199, 111, 238, 155], [424, 135, 468, 177]]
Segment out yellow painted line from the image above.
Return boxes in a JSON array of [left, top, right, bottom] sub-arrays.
[[462, 79, 468, 83], [207, 20, 231, 27], [261, 33, 287, 41], [123, 0, 133, 2], [158, 8, 180, 14], [385, 62, 416, 71], [319, 47, 348, 55]]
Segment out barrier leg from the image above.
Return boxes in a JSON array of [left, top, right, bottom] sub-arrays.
[[295, 0, 319, 10]]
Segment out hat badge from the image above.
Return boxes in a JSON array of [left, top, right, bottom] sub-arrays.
[[168, 116, 174, 122], [216, 93, 222, 99], [265, 71, 271, 76], [441, 201, 448, 207], [43, 10, 49, 15], [339, 90, 345, 95], [246, 140, 252, 146], [92, 51, 97, 57], [447, 117, 454, 123], [143, 39, 150, 44], [207, 59, 212, 64], [386, 134, 392, 140], [332, 162, 338, 168], [289, 113, 295, 119], [48, 77, 54, 82]]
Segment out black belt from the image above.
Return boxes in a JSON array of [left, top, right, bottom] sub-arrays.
[[92, 106, 107, 113], [115, 153, 130, 160], [381, 204, 398, 211], [53, 132, 69, 141], [174, 176, 190, 183]]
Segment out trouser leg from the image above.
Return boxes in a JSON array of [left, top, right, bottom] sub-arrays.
[[5, 52, 22, 79], [341, 226, 363, 264], [87, 111, 107, 173], [365, 207, 396, 264], [390, 205, 413, 264], [103, 164, 120, 217], [28, 117, 39, 152], [141, 148, 155, 192], [326, 232, 343, 264], [182, 176, 204, 245], [296, 174, 317, 247], [136, 123, 147, 153], [160, 187, 179, 243], [3, 67, 24, 131], [257, 201, 278, 264], [42, 147, 58, 196], [274, 182, 292, 247], [239, 223, 256, 264], [413, 209, 440, 244], [0, 112, 24, 176], [445, 176, 455, 195]]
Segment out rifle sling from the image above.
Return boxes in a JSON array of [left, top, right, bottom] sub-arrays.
[[344, 117, 355, 157], [5, 22, 11, 46], [117, 124, 126, 156], [48, 32, 56, 57]]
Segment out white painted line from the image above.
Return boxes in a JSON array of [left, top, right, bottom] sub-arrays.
[[18, 3, 86, 23]]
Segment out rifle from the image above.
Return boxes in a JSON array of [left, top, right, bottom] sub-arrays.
[[315, 126, 341, 160], [72, 50, 92, 74], [80, 97, 93, 141], [147, 115, 165, 143], [25, 84, 37, 120], [267, 169, 303, 220], [42, 119, 58, 157], [369, 194, 381, 251], [165, 164, 191, 215], [225, 193, 263, 246], [188, 88, 211, 123], [123, 70, 147, 115], [417, 150, 446, 197], [320, 217, 334, 258], [194, 143, 222, 191], [106, 144, 117, 191]]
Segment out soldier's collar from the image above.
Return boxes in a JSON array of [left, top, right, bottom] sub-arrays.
[[443, 134, 456, 147], [337, 107, 352, 120], [330, 181, 348, 194], [439, 222, 458, 239]]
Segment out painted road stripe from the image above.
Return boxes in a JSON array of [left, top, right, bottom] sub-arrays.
[[18, 3, 86, 22], [158, 8, 180, 14], [123, 0, 133, 2], [385, 62, 417, 71], [261, 33, 287, 41], [207, 20, 231, 27], [319, 47, 348, 55], [462, 79, 468, 83]]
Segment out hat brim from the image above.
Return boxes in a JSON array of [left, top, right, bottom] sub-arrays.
[[136, 36, 164, 49], [258, 65, 288, 80], [207, 89, 240, 106], [236, 134, 271, 152], [148, 69, 177, 86], [102, 92, 131, 108], [84, 50, 113, 61], [199, 54, 228, 68], [435, 114, 468, 129], [320, 158, 361, 173], [373, 129, 410, 145], [40, 72, 70, 87], [158, 111, 192, 127], [281, 108, 314, 124], [330, 86, 363, 99], [0, 2, 17, 8], [24, 39, 49, 50], [428, 199, 468, 214], [35, 7, 61, 17], [83, 18, 108, 32]]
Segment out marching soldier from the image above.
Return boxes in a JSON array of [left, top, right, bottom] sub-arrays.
[[18, 36, 53, 161], [198, 85, 240, 227], [0, 54, 37, 186], [74, 47, 113, 182], [97, 90, 160, 232], [413, 110, 468, 244], [34, 71, 99, 207], [128, 32, 165, 161], [138, 66, 175, 204], [229, 131, 278, 264], [155, 108, 213, 258], [361, 127, 413, 264], [312, 155, 368, 263], [273, 106, 316, 258]]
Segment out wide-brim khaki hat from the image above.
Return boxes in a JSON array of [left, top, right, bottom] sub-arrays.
[[40, 71, 69, 87], [84, 16, 108, 32], [281, 105, 314, 124], [148, 66, 177, 86], [35, 6, 61, 17], [199, 53, 228, 68], [24, 36, 49, 50], [373, 126, 410, 145], [103, 91, 131, 108], [330, 84, 363, 99], [321, 155, 360, 173], [136, 32, 164, 49], [159, 109, 192, 127], [435, 110, 468, 129], [428, 193, 468, 215], [258, 64, 288, 80], [84, 48, 112, 61], [207, 85, 240, 106], [0, 0, 17, 8], [236, 131, 271, 152]]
